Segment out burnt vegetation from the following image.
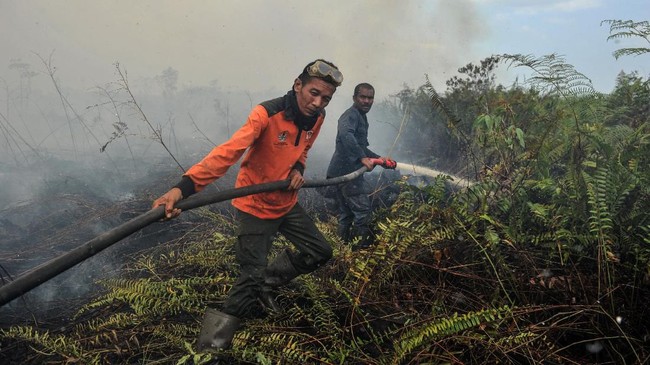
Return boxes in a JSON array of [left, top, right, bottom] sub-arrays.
[[1, 21, 650, 364]]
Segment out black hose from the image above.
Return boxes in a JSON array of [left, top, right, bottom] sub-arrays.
[[0, 166, 368, 307]]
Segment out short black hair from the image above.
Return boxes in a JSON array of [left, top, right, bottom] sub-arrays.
[[354, 83, 374, 97], [298, 59, 341, 87]]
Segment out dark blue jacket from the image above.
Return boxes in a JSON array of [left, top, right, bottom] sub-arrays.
[[327, 106, 379, 178]]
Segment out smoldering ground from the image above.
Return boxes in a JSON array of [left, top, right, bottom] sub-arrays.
[[0, 73, 433, 326]]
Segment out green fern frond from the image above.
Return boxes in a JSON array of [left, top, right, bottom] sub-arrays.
[[493, 331, 551, 352], [346, 244, 386, 285], [151, 236, 238, 273], [75, 312, 141, 332], [602, 20, 650, 37], [601, 20, 650, 59], [176, 341, 216, 365], [424, 75, 462, 125], [391, 306, 511, 364], [300, 276, 344, 338], [584, 167, 614, 235], [78, 275, 229, 317], [0, 326, 99, 364], [501, 53, 598, 98], [613, 47, 650, 59], [152, 323, 198, 349], [232, 329, 324, 365]]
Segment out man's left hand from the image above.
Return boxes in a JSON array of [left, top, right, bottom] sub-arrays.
[[288, 169, 305, 190]]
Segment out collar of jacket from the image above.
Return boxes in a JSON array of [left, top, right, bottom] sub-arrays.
[[284, 90, 319, 132], [353, 105, 369, 117]]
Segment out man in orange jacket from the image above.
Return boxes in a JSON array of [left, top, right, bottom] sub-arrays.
[[152, 59, 343, 350]]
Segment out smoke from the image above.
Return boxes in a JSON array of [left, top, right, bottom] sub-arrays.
[[1, 1, 486, 96], [1, 0, 491, 170]]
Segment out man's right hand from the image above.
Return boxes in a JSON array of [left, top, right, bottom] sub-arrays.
[[152, 187, 183, 219], [360, 157, 375, 171]]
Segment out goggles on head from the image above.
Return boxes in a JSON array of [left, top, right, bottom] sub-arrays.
[[306, 60, 343, 86]]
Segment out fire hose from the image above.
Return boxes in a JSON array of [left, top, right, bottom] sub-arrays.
[[0, 159, 395, 307]]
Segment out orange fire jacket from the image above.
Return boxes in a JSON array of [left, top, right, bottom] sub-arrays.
[[180, 94, 324, 219]]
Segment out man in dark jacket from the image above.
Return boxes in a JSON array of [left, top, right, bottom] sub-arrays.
[[327, 83, 391, 250]]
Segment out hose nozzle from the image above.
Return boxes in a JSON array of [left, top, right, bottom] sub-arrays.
[[369, 157, 397, 169]]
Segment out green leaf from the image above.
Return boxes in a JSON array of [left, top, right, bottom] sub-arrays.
[[515, 127, 525, 148]]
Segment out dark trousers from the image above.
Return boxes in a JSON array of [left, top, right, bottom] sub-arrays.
[[222, 203, 332, 318], [333, 177, 373, 243]]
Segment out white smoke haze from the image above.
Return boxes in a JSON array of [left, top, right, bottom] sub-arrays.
[[0, 0, 492, 201], [1, 1, 483, 93]]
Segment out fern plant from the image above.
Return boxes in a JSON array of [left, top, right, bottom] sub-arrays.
[[0, 326, 100, 364], [388, 306, 511, 365], [602, 19, 650, 59]]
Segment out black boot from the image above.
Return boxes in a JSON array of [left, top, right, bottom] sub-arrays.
[[264, 250, 300, 288], [257, 285, 282, 313], [337, 224, 352, 243], [197, 308, 240, 351]]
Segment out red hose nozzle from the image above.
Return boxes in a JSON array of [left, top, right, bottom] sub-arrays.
[[369, 157, 397, 169]]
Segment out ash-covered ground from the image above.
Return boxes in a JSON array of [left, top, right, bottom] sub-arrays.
[[0, 154, 413, 326]]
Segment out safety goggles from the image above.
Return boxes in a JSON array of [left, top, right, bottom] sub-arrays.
[[307, 60, 343, 86]]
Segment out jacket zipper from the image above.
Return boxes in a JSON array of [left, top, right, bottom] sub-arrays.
[[294, 128, 302, 146]]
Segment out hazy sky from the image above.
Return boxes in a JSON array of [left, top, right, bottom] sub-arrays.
[[1, 0, 648, 98]]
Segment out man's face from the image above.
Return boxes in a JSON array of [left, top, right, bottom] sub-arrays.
[[293, 78, 336, 117], [353, 87, 374, 114]]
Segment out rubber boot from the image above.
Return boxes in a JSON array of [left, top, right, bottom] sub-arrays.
[[197, 308, 240, 351], [337, 224, 352, 243], [257, 286, 282, 313], [264, 250, 300, 288]]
